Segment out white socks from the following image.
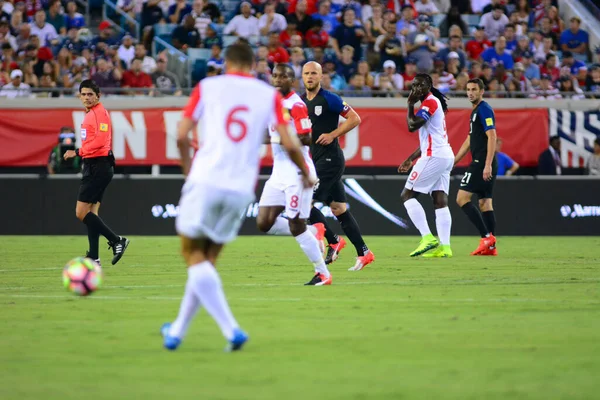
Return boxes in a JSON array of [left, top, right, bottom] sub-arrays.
[[404, 198, 432, 237], [435, 207, 452, 245], [267, 216, 317, 236], [168, 272, 201, 339], [295, 230, 330, 278], [171, 261, 239, 341]]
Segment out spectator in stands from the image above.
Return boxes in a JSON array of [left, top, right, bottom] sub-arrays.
[[266, 30, 289, 64], [310, 45, 325, 64], [432, 56, 455, 87], [46, 0, 65, 36], [288, 0, 318, 15], [586, 138, 600, 175], [0, 20, 17, 51], [65, 1, 86, 31], [1, 41, 17, 69], [118, 34, 136, 69], [376, 59, 403, 90], [538, 136, 562, 175], [207, 43, 224, 70], [495, 138, 520, 176], [205, 64, 219, 77], [485, 77, 504, 98], [481, 36, 514, 71], [336, 44, 357, 82], [375, 20, 403, 71], [439, 6, 468, 37], [546, 6, 564, 34], [203, 22, 221, 48], [91, 58, 122, 91], [56, 46, 73, 85], [479, 4, 509, 42], [364, 2, 384, 50], [254, 57, 271, 83], [0, 69, 31, 97], [512, 35, 532, 61], [512, 0, 531, 27], [169, 0, 193, 24], [259, 1, 287, 35], [224, 1, 259, 38], [540, 53, 559, 83], [505, 78, 523, 97], [533, 35, 553, 65], [305, 18, 329, 48], [21, 59, 38, 88], [121, 57, 154, 95], [279, 18, 301, 48], [406, 15, 437, 73], [0, 0, 9, 22], [402, 57, 417, 90], [9, 10, 24, 37], [323, 58, 346, 90], [186, 0, 212, 39], [357, 59, 374, 87], [503, 24, 518, 53], [172, 14, 201, 51], [373, 74, 399, 97], [30, 9, 58, 47], [466, 26, 492, 62], [91, 21, 119, 48], [203, 1, 222, 23], [331, 8, 365, 62], [437, 35, 466, 70], [152, 55, 181, 96], [414, 0, 439, 16], [557, 76, 585, 100], [481, 62, 493, 87], [453, 71, 469, 94], [585, 65, 600, 97], [287, 0, 313, 35], [534, 73, 560, 100], [446, 52, 461, 77], [116, 0, 142, 33], [560, 17, 588, 58], [343, 73, 371, 97], [395, 5, 416, 37], [510, 62, 534, 94], [47, 128, 80, 175], [15, 20, 31, 51], [289, 46, 305, 84], [539, 17, 559, 50], [481, 0, 508, 15], [320, 70, 333, 90], [561, 51, 587, 84], [39, 67, 58, 97], [134, 43, 156, 74], [469, 60, 482, 79], [311, 0, 338, 34]]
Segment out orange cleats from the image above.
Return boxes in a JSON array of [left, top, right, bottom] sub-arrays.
[[325, 237, 347, 265], [312, 223, 326, 255], [304, 273, 332, 286], [471, 235, 497, 256], [348, 251, 375, 271], [479, 246, 498, 256]]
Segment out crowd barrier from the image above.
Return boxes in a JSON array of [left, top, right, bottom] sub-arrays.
[[1, 176, 598, 236]]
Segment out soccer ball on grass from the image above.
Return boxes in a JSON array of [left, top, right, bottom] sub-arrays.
[[63, 257, 103, 296]]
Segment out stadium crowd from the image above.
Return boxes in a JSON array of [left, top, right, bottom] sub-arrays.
[[0, 0, 599, 98]]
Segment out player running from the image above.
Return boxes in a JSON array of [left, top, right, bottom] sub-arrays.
[[161, 43, 315, 352], [399, 73, 454, 258], [301, 61, 375, 272], [256, 64, 331, 286], [454, 78, 497, 256]]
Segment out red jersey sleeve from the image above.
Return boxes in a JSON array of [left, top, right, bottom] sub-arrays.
[[416, 97, 438, 122], [183, 83, 202, 121], [273, 91, 288, 126], [289, 102, 312, 135]]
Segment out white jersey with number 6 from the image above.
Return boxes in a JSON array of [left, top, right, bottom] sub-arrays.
[[183, 73, 287, 195]]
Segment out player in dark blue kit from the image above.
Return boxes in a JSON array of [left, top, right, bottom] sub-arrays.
[[301, 61, 375, 272], [454, 78, 498, 256]]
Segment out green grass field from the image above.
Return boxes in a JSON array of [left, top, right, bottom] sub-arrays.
[[1, 236, 599, 400]]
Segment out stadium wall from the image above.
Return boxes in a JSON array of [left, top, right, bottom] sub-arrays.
[[1, 176, 598, 236]]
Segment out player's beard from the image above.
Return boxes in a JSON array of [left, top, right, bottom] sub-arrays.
[[304, 81, 319, 92]]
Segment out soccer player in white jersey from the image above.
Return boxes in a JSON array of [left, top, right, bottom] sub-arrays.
[[256, 64, 331, 286], [161, 43, 315, 352], [398, 73, 455, 258]]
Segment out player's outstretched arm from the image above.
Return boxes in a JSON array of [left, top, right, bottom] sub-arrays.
[[398, 147, 422, 173], [454, 135, 471, 166], [177, 117, 195, 176]]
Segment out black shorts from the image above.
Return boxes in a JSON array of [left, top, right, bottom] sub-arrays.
[[313, 158, 346, 204], [78, 157, 114, 204], [459, 163, 495, 199]]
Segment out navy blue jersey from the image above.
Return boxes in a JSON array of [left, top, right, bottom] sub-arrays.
[[469, 100, 497, 170], [301, 88, 351, 163]]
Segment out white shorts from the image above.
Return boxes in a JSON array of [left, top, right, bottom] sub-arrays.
[[175, 181, 254, 244], [258, 177, 313, 219], [404, 156, 454, 195]]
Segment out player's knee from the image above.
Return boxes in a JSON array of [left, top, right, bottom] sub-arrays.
[[433, 196, 448, 209], [456, 191, 469, 207], [288, 218, 306, 236], [256, 216, 272, 233], [75, 207, 89, 221], [400, 189, 413, 203], [329, 202, 346, 216], [479, 199, 493, 212]]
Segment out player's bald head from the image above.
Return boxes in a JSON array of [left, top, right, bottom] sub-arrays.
[[302, 61, 322, 75]]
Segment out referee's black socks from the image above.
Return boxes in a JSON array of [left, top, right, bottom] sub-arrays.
[[309, 207, 339, 245], [83, 212, 120, 245], [482, 211, 496, 236], [336, 211, 368, 256], [460, 203, 489, 238]]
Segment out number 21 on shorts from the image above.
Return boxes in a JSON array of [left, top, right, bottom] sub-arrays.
[[461, 172, 472, 185]]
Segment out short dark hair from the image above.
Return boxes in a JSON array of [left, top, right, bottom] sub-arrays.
[[550, 136, 560, 144], [274, 63, 295, 79], [224, 42, 255, 68], [546, 53, 556, 61], [467, 78, 485, 90], [79, 79, 100, 96], [505, 23, 515, 30]]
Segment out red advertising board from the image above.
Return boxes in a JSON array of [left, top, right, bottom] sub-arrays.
[[0, 107, 549, 167]]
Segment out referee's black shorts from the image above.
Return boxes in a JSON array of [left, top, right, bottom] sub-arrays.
[[313, 158, 346, 205], [459, 163, 496, 199], [78, 157, 114, 204]]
